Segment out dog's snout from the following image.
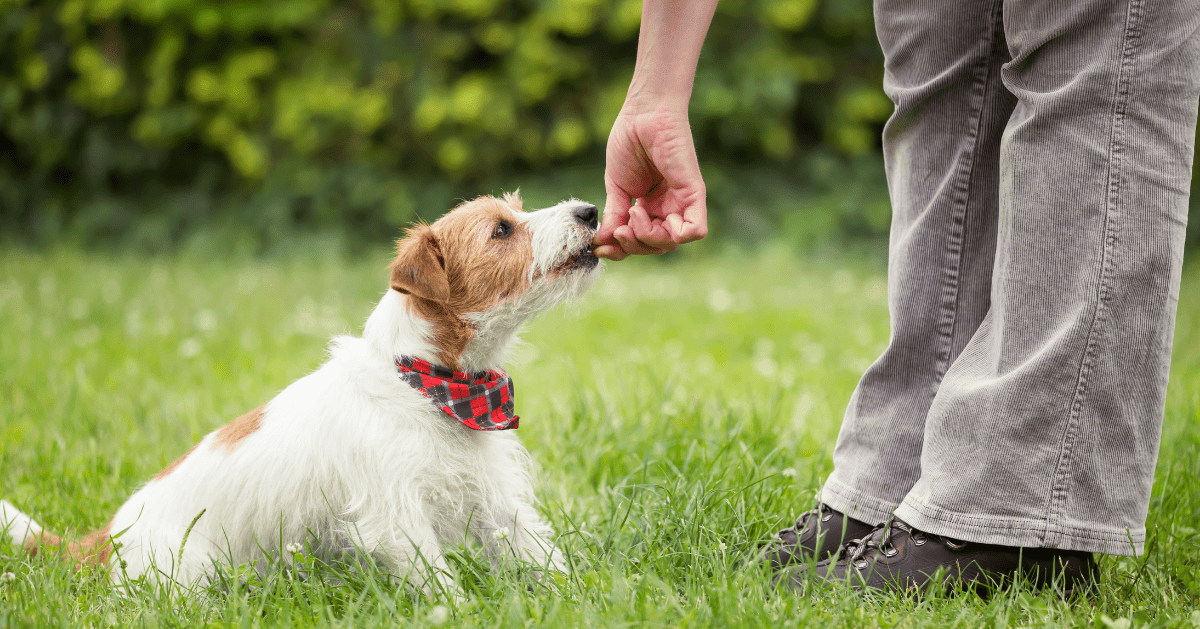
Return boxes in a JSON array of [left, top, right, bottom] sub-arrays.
[[573, 204, 598, 230]]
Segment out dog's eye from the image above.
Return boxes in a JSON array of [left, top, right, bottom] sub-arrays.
[[492, 221, 513, 240]]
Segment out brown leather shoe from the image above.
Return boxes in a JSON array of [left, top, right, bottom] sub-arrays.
[[765, 504, 875, 569], [779, 517, 1099, 597]]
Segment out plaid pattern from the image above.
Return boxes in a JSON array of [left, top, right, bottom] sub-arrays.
[[395, 355, 519, 431]]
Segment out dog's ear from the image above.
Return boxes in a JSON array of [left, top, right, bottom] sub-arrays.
[[389, 225, 450, 303]]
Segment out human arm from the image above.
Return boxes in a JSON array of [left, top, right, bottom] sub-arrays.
[[591, 0, 718, 260]]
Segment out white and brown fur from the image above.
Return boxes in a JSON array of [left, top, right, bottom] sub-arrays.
[[1, 194, 601, 591]]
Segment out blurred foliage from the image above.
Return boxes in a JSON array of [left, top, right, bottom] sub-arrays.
[[0, 0, 893, 249], [0, 0, 1195, 250]]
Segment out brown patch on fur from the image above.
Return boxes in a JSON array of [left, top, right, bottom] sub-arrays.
[[24, 521, 114, 569], [388, 195, 533, 369], [154, 443, 199, 480], [213, 405, 265, 453]]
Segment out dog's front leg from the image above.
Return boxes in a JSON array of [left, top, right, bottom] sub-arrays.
[[365, 522, 460, 599], [482, 506, 566, 578]]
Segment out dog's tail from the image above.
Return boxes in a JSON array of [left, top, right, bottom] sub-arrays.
[[1, 499, 45, 551], [1, 499, 114, 568]]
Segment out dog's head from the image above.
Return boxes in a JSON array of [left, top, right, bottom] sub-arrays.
[[388, 193, 600, 369]]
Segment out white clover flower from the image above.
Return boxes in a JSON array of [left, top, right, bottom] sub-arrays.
[[0, 572, 14, 584], [780, 468, 797, 478], [285, 542, 303, 554], [428, 605, 450, 626], [492, 527, 510, 541]]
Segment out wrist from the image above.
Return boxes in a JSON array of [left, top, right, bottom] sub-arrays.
[[619, 88, 691, 118], [623, 82, 693, 114]]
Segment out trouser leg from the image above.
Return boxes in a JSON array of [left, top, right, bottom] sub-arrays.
[[823, 0, 1016, 525], [894, 0, 1200, 555]]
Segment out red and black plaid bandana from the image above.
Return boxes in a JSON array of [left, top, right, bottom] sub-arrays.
[[394, 356, 519, 431]]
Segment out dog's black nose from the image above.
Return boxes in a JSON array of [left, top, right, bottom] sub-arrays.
[[574, 204, 598, 229]]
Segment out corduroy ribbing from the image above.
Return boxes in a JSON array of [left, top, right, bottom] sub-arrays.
[[822, 0, 1200, 556]]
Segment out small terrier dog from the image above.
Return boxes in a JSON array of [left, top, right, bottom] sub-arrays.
[[1, 194, 601, 591]]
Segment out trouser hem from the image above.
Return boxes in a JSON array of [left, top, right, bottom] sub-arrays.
[[895, 497, 1145, 556], [820, 476, 899, 527]]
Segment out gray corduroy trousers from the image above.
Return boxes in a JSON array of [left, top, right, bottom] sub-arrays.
[[821, 0, 1200, 555]]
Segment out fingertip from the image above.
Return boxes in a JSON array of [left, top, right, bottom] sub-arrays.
[[628, 217, 678, 252], [675, 224, 707, 244], [682, 199, 709, 240], [595, 245, 628, 261], [612, 226, 637, 251], [638, 237, 680, 252], [663, 214, 684, 239], [591, 231, 617, 247], [614, 230, 668, 256], [666, 211, 708, 244], [627, 204, 649, 223]]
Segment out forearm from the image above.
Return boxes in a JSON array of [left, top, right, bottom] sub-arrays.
[[626, 0, 719, 110]]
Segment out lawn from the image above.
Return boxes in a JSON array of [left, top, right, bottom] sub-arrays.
[[2, 243, 1199, 628]]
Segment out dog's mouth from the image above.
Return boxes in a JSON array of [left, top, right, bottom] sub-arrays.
[[552, 244, 600, 275]]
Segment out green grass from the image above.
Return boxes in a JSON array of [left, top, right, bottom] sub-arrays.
[[2, 244, 1199, 628]]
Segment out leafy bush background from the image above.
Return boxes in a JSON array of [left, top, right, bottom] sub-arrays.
[[0, 0, 1196, 251]]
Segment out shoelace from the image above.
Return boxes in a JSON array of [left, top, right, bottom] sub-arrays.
[[846, 518, 934, 568], [794, 504, 834, 531]]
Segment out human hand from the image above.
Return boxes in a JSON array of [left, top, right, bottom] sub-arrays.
[[592, 104, 708, 261]]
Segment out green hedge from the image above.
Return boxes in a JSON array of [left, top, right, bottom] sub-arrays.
[[0, 0, 1196, 250], [0, 0, 893, 248]]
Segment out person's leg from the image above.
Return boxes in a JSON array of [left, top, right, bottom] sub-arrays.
[[894, 0, 1200, 555], [820, 0, 1017, 525]]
